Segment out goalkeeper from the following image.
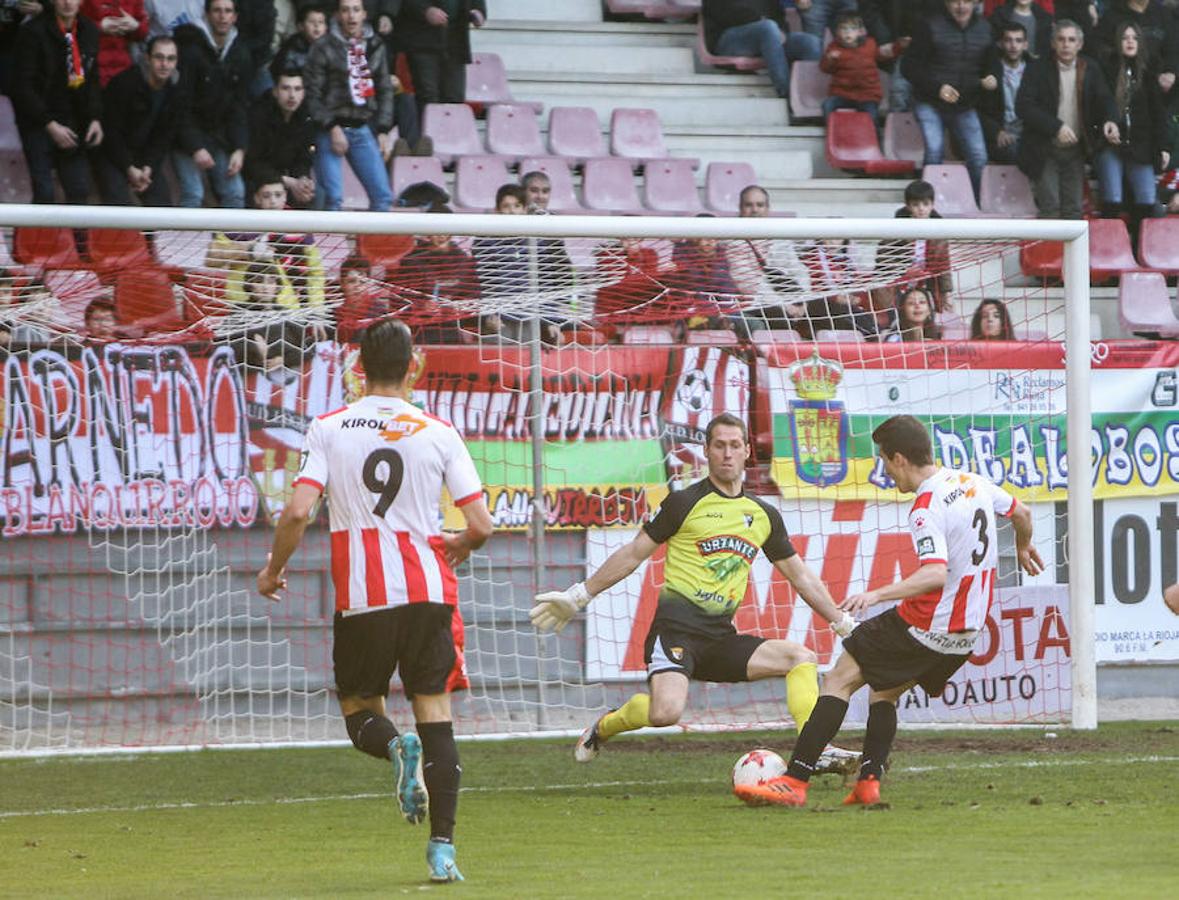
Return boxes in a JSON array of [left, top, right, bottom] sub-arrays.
[[532, 412, 858, 773]]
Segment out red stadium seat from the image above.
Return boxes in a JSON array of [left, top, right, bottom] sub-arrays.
[[1019, 240, 1063, 278], [115, 268, 184, 332], [881, 112, 925, 166], [390, 156, 447, 203], [704, 161, 757, 214], [824, 111, 915, 177], [1118, 270, 1179, 336], [1138, 217, 1179, 275], [453, 155, 513, 212], [694, 18, 765, 72], [788, 60, 829, 121], [13, 227, 83, 269], [979, 165, 1036, 217], [517, 156, 584, 213], [88, 229, 154, 280], [485, 104, 546, 162], [465, 53, 543, 116], [548, 106, 606, 164], [1088, 218, 1138, 282], [922, 164, 979, 217], [644, 159, 703, 214], [355, 233, 416, 272], [582, 158, 644, 213], [422, 103, 485, 166]]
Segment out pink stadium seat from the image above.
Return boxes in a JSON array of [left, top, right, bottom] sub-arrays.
[[1088, 218, 1138, 282], [644, 159, 703, 214], [1020, 240, 1063, 279], [153, 230, 212, 270], [1118, 271, 1179, 336], [517, 156, 584, 213], [686, 329, 739, 345], [13, 227, 83, 270], [422, 103, 485, 166], [0, 96, 32, 204], [607, 0, 690, 19], [582, 158, 644, 213], [611, 108, 669, 167], [815, 329, 864, 342], [704, 161, 757, 214], [922, 164, 979, 217], [1138, 217, 1179, 275], [751, 329, 803, 345], [882, 112, 925, 165], [390, 155, 447, 203], [486, 104, 545, 162], [695, 18, 765, 71], [465, 53, 543, 116], [979, 165, 1036, 217], [824, 111, 915, 177], [548, 106, 606, 165], [788, 61, 829, 121], [622, 325, 676, 344], [453, 155, 513, 212]]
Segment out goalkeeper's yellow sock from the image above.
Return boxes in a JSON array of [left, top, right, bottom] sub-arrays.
[[785, 662, 819, 732], [596, 693, 651, 741]]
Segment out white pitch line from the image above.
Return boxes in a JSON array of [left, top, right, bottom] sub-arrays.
[[1, 756, 1175, 821]]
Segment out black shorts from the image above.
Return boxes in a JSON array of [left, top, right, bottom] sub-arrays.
[[842, 608, 970, 696], [333, 602, 457, 700], [643, 619, 764, 683]]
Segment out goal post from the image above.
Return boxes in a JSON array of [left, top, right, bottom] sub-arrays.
[[0, 204, 1099, 754]]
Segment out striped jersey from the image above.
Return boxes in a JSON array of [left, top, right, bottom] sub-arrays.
[[293, 394, 483, 614], [900, 468, 1017, 652]]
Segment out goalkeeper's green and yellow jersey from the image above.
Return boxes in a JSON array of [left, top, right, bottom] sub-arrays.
[[642, 477, 796, 635]]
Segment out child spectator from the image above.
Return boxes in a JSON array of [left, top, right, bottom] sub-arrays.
[[392, 215, 480, 344], [970, 298, 1016, 340], [895, 286, 942, 341], [334, 255, 394, 341], [592, 238, 664, 332], [231, 261, 308, 377], [819, 11, 892, 121], [270, 3, 327, 79], [874, 179, 955, 312], [81, 0, 147, 86], [667, 234, 741, 331], [83, 297, 120, 343]]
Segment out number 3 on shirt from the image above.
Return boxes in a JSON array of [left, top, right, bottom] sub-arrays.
[[970, 508, 989, 566], [363, 448, 404, 516]]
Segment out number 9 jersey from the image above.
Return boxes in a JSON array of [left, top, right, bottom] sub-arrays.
[[293, 395, 484, 613]]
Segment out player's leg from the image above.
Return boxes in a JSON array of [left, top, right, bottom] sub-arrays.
[[412, 692, 463, 883], [842, 684, 907, 806], [339, 693, 400, 760], [333, 610, 402, 762]]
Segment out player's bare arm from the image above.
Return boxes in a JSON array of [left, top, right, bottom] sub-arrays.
[[441, 498, 494, 568], [842, 562, 948, 617], [530, 531, 659, 633], [774, 554, 856, 636], [1009, 500, 1045, 577], [257, 482, 323, 601]]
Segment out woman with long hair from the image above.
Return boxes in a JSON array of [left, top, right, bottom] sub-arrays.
[[895, 287, 941, 342], [970, 298, 1016, 340], [1096, 22, 1170, 230]]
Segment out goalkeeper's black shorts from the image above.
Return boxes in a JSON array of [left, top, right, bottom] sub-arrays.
[[643, 619, 764, 683], [333, 602, 456, 700], [843, 608, 971, 696]]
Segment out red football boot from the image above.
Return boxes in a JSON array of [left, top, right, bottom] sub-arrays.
[[842, 775, 881, 806]]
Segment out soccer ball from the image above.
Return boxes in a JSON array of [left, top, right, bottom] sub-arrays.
[[731, 748, 787, 805]]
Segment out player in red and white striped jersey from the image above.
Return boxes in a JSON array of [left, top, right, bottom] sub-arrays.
[[736, 415, 1044, 809], [257, 319, 492, 883]]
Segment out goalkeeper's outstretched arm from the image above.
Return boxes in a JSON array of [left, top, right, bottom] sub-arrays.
[[530, 531, 659, 633]]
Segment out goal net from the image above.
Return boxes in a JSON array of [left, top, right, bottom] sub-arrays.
[[0, 207, 1100, 753]]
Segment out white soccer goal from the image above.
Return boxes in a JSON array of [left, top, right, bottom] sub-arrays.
[[0, 204, 1096, 754]]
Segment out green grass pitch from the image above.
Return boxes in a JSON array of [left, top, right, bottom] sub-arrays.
[[2, 722, 1176, 898]]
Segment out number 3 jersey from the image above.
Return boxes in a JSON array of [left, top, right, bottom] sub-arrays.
[[901, 467, 1017, 650], [293, 394, 483, 614]]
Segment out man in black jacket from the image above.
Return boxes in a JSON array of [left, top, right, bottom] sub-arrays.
[[978, 21, 1030, 164], [860, 0, 942, 111], [98, 34, 181, 205], [246, 66, 317, 205], [172, 0, 252, 207], [11, 0, 103, 204], [395, 0, 485, 116], [902, 0, 992, 199], [1015, 19, 1118, 219]]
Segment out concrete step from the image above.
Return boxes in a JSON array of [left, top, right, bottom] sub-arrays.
[[482, 19, 696, 47], [663, 124, 832, 179], [762, 178, 908, 208], [472, 38, 696, 74], [493, 0, 605, 23]]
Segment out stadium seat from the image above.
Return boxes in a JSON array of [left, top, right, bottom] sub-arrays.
[[548, 106, 606, 164], [1117, 272, 1174, 336], [704, 161, 757, 214], [622, 325, 676, 343], [88, 229, 154, 280], [153, 230, 213, 270], [694, 17, 765, 71], [1019, 240, 1063, 279], [922, 164, 979, 217], [788, 61, 829, 121], [390, 155, 447, 203], [1138, 217, 1179, 275], [607, 0, 690, 17], [422, 103, 485, 166], [355, 233, 416, 272], [517, 156, 584, 213], [686, 329, 739, 345], [0, 96, 32, 204], [454, 155, 513, 211], [1088, 218, 1138, 282], [824, 111, 915, 177], [979, 165, 1036, 217], [815, 329, 864, 342], [115, 268, 184, 331], [881, 112, 925, 165], [644, 159, 704, 214], [582, 158, 644, 213], [13, 227, 83, 270], [485, 104, 546, 162], [610, 108, 696, 169], [751, 328, 803, 346], [465, 53, 543, 115]]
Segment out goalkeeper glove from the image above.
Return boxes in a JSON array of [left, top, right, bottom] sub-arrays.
[[831, 612, 858, 638], [530, 582, 593, 633]]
